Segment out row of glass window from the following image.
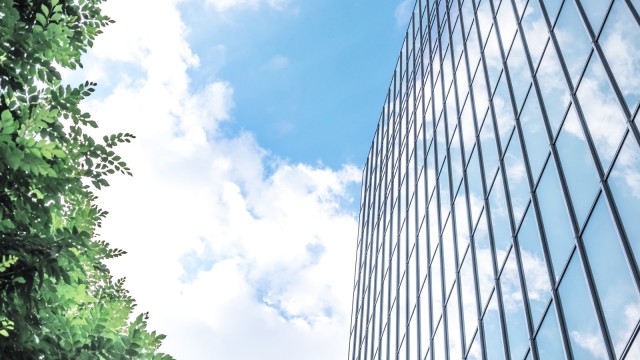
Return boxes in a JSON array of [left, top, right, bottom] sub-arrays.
[[350, 0, 640, 359]]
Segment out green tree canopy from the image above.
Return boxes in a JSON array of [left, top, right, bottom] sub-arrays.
[[0, 0, 172, 357]]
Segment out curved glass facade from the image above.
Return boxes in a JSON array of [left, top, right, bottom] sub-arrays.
[[348, 0, 640, 359]]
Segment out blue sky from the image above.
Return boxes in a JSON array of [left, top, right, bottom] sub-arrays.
[[181, 0, 410, 167], [64, 0, 415, 359]]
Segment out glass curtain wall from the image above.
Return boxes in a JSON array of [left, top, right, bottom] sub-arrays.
[[348, 0, 640, 359]]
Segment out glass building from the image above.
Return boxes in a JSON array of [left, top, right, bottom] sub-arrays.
[[348, 0, 640, 359]]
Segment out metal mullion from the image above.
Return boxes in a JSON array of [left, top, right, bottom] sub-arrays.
[[423, 2, 437, 358], [349, 156, 370, 360], [363, 152, 380, 360], [443, 0, 469, 358], [623, 0, 640, 26], [386, 75, 397, 360], [453, 0, 488, 356], [415, 2, 426, 358], [357, 144, 377, 360], [574, 0, 640, 176], [368, 112, 386, 360], [451, 0, 476, 354], [400, 25, 412, 360], [468, 1, 515, 359], [433, 3, 451, 359], [510, 0, 577, 357], [601, 129, 640, 291], [380, 89, 394, 360], [393, 52, 405, 358], [486, 0, 543, 358], [411, 5, 426, 358], [536, 1, 619, 359]]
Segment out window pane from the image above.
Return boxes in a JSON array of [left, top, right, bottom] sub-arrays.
[[536, 42, 570, 137], [608, 135, 640, 269], [432, 246, 443, 320], [483, 292, 506, 360], [580, 0, 611, 33], [521, 0, 548, 69], [558, 252, 607, 359], [443, 217, 457, 295], [460, 248, 479, 349], [488, 170, 512, 268], [542, 0, 562, 24], [582, 195, 640, 357], [474, 210, 495, 307], [517, 204, 553, 328], [493, 75, 516, 146], [480, 112, 500, 186], [500, 250, 530, 360], [519, 89, 550, 183], [536, 161, 575, 280], [455, 184, 471, 257], [555, 105, 600, 228], [506, 31, 531, 113], [447, 285, 463, 360], [554, 1, 592, 84], [496, 0, 518, 51], [600, 0, 640, 111], [433, 317, 445, 360], [576, 53, 627, 169], [467, 146, 485, 225], [467, 331, 482, 360], [504, 131, 529, 224], [535, 304, 567, 360]]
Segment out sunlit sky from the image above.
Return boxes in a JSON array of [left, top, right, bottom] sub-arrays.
[[65, 0, 415, 358]]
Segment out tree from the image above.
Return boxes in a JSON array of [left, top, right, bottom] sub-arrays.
[[0, 0, 172, 357]]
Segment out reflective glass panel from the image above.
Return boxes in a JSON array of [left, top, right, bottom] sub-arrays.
[[432, 247, 443, 320], [496, 0, 518, 52], [535, 304, 566, 360], [504, 132, 529, 225], [466, 146, 485, 225], [483, 292, 506, 360], [536, 161, 574, 280], [480, 112, 500, 187], [518, 207, 551, 327], [555, 105, 600, 228], [608, 135, 640, 268], [493, 74, 516, 146], [446, 285, 463, 360], [582, 195, 640, 357], [600, 0, 640, 111], [467, 331, 482, 360], [507, 35, 531, 116], [554, 1, 592, 84], [580, 0, 611, 33], [519, 89, 550, 183], [474, 211, 494, 307], [500, 250, 530, 360], [455, 183, 470, 257], [576, 53, 627, 169], [521, 0, 548, 69], [488, 170, 512, 268], [558, 252, 607, 359], [542, 0, 562, 24], [536, 43, 570, 137], [460, 248, 479, 349]]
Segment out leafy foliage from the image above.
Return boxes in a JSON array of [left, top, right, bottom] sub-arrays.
[[0, 0, 172, 358]]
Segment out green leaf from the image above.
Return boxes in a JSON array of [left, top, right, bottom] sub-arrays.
[[36, 13, 47, 26]]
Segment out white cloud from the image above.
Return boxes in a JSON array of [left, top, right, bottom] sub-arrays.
[[206, 0, 291, 12], [268, 54, 290, 69], [70, 0, 360, 359], [394, 0, 412, 28]]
